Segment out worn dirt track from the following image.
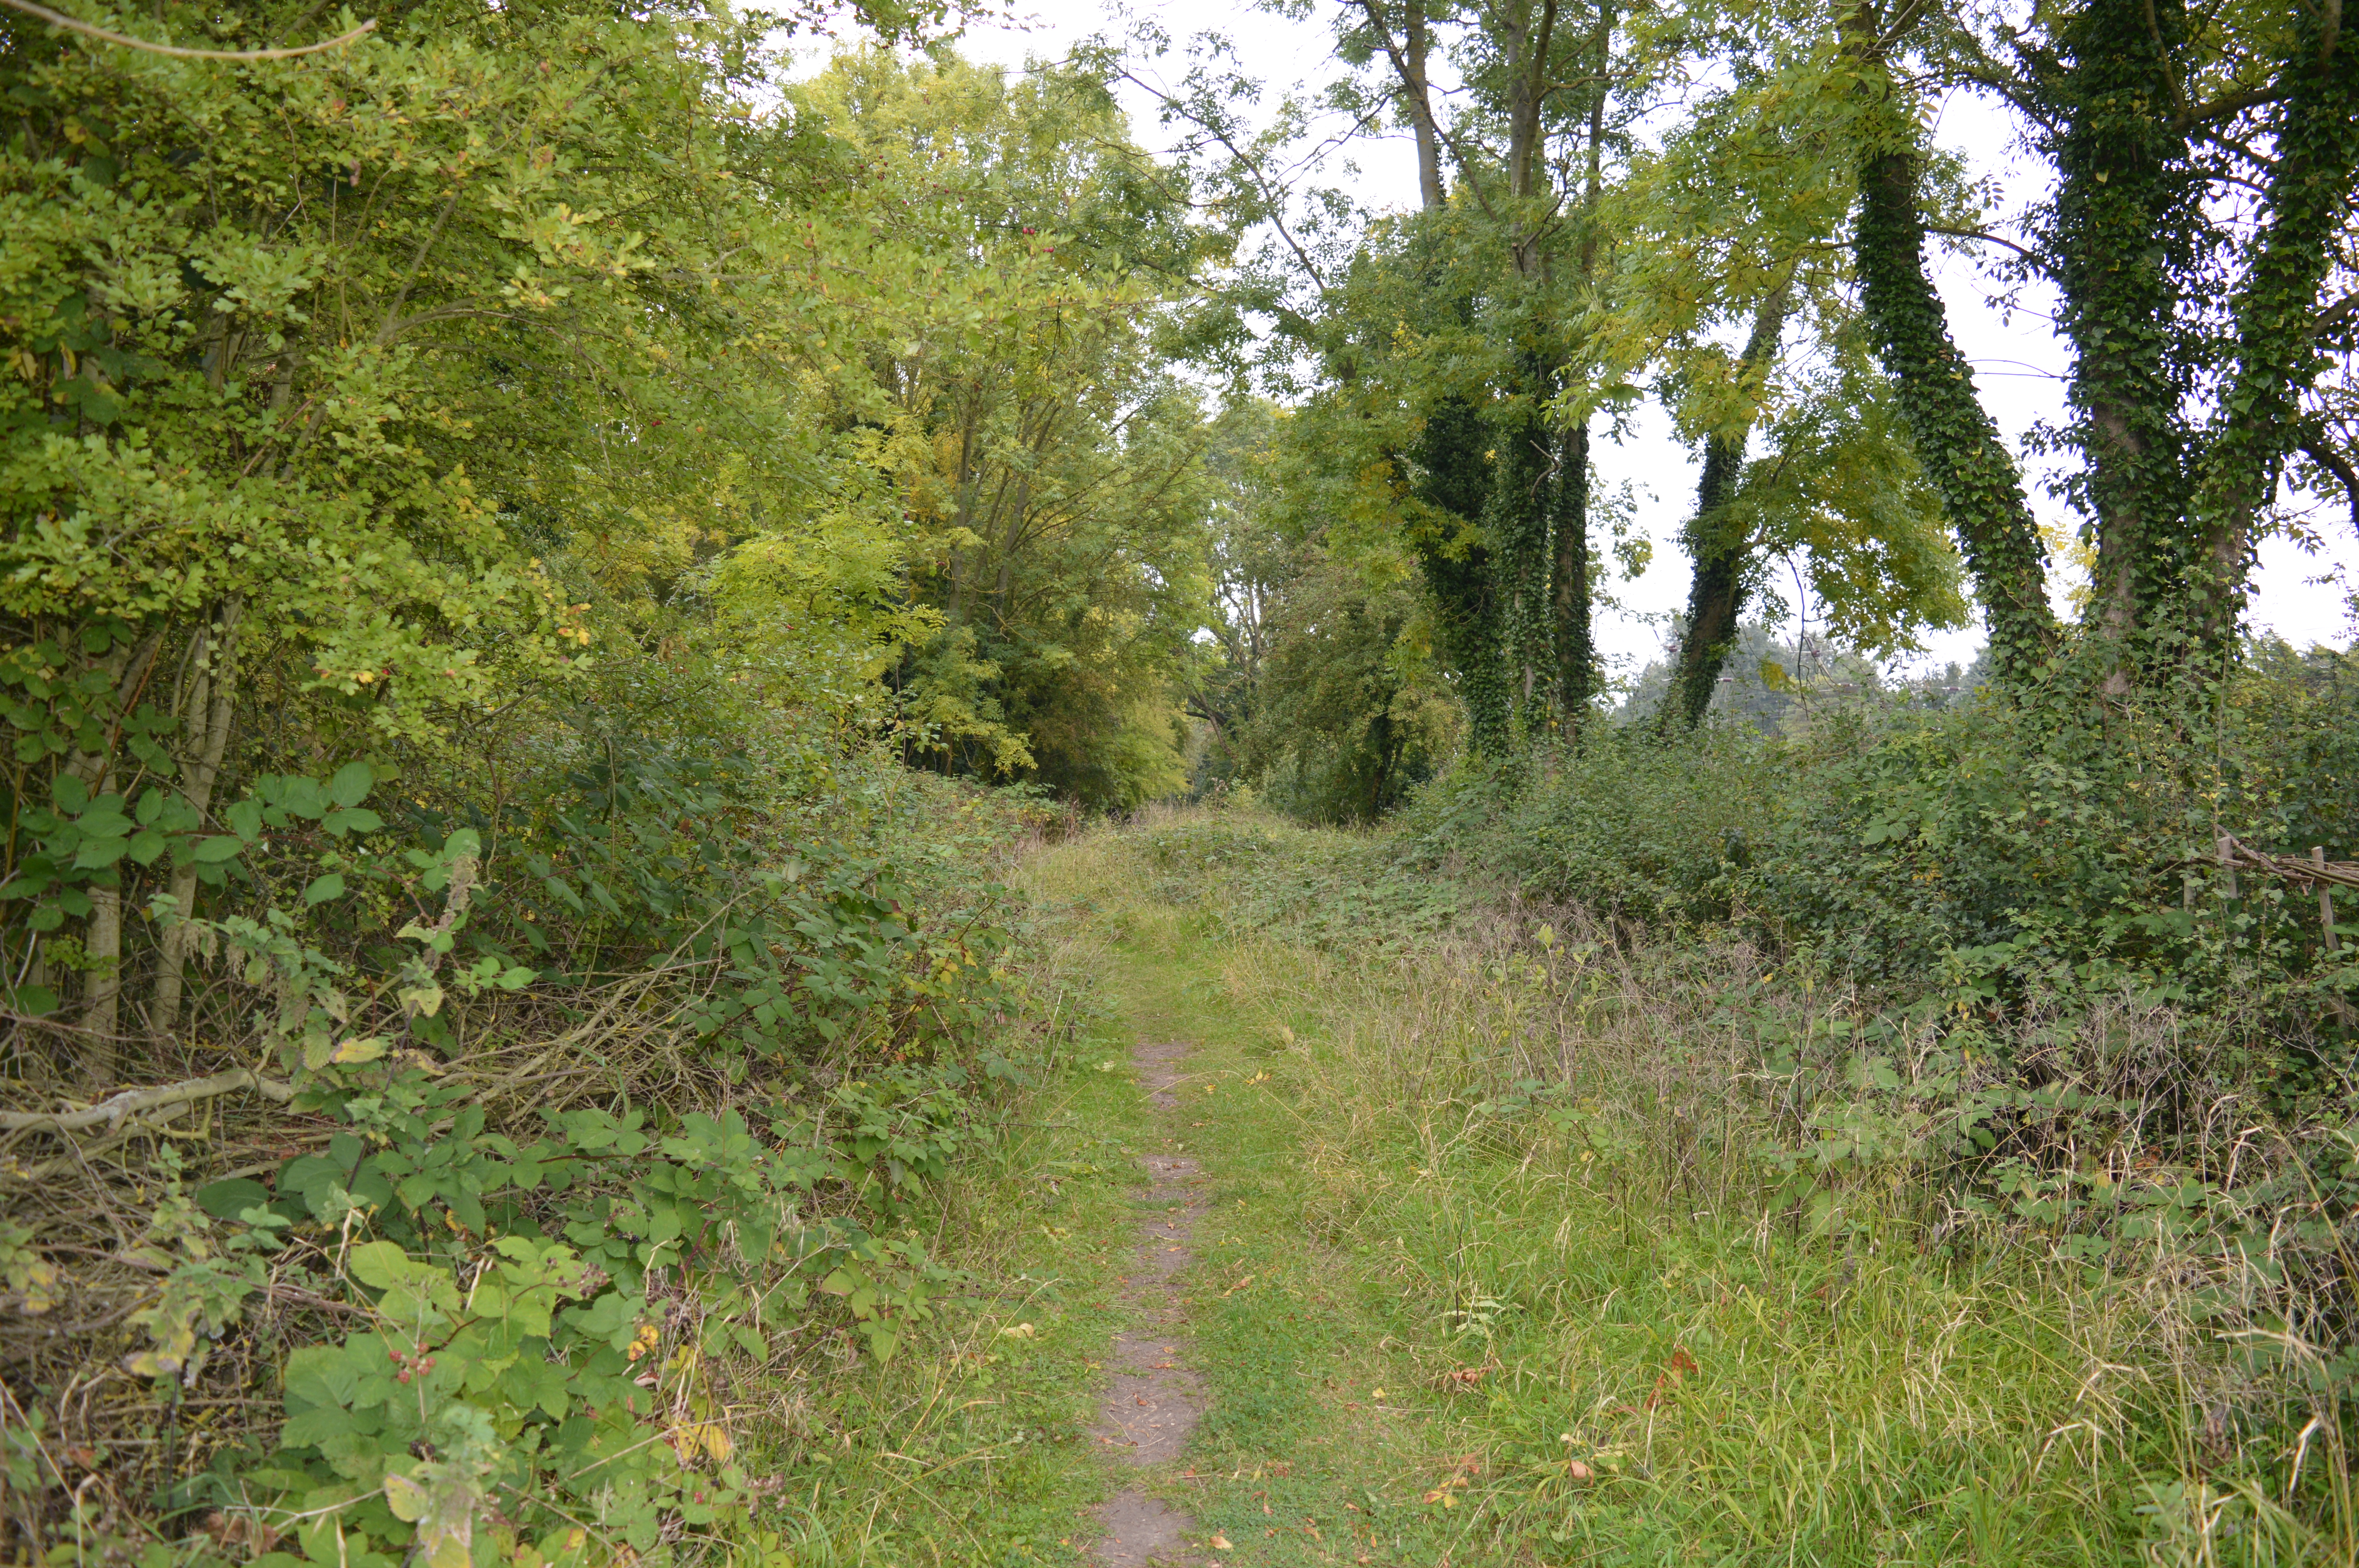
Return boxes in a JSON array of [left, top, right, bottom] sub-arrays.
[[1089, 1038, 1209, 1566]]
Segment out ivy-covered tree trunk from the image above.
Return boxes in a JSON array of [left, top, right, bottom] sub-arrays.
[[1851, 141, 2058, 686], [1486, 355, 1557, 731], [1412, 397, 1512, 750], [2182, 13, 2359, 665], [1550, 417, 1594, 722], [1842, 3, 2056, 688], [1663, 287, 1789, 729], [1548, 2, 1611, 733], [2049, 0, 2194, 684]]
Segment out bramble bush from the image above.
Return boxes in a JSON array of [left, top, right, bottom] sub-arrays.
[[0, 628, 1072, 1562], [1398, 639, 2359, 1045]]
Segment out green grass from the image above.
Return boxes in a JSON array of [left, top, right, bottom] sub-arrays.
[[784, 806, 2350, 1567]]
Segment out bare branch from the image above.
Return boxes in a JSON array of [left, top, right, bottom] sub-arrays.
[[1925, 223, 2054, 278], [0, 0, 375, 60], [0, 1068, 293, 1135]]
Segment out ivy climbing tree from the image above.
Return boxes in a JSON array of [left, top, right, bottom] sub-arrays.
[[1832, 0, 2359, 695], [1119, 0, 1631, 753]]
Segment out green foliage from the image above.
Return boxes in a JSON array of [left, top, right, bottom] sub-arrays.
[[0, 11, 1181, 1560], [1829, 0, 2359, 687], [1132, 809, 1464, 951], [21, 750, 1043, 1561], [788, 50, 1219, 808], [1232, 548, 1459, 824], [1403, 641, 2359, 1036]]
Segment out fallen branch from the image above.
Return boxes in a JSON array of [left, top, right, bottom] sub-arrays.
[[0, 1069, 293, 1134]]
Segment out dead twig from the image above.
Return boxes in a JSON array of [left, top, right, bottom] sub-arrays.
[[0, 1069, 292, 1134]]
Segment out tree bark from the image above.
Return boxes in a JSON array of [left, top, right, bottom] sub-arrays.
[[2048, 0, 2193, 688], [68, 629, 164, 1087], [1484, 360, 1555, 720], [1548, 2, 1614, 731], [1404, 0, 1446, 212], [1550, 418, 1594, 721], [1358, 0, 1450, 213], [151, 599, 242, 1039], [1663, 285, 1790, 730], [2184, 16, 2359, 665], [1845, 4, 2057, 685], [1411, 397, 1510, 751]]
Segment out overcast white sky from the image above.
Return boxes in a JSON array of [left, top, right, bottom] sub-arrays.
[[817, 0, 2359, 682]]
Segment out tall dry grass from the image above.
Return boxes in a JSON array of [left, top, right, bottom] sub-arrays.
[[1085, 807, 2359, 1564]]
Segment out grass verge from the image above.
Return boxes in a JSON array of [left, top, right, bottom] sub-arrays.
[[1002, 806, 2352, 1568]]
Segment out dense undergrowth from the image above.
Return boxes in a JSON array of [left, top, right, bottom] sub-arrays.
[[0, 4, 1195, 1561], [0, 632, 1112, 1566], [1116, 694, 2359, 1562], [1406, 643, 2359, 1049]]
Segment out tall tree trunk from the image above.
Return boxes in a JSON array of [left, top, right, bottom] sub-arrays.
[[1550, 418, 1594, 720], [1485, 359, 1555, 726], [2050, 0, 2192, 688], [1412, 397, 1510, 751], [1663, 285, 1790, 730], [1846, 5, 2057, 686], [2184, 13, 2359, 666], [1403, 0, 1445, 212], [1500, 0, 1561, 278], [1546, 0, 1615, 731], [1359, 0, 1451, 215]]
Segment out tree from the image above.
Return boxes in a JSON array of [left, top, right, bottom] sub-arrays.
[[790, 49, 1218, 807], [1831, 0, 2359, 692], [1127, 2, 1970, 752], [1116, 0, 1630, 751]]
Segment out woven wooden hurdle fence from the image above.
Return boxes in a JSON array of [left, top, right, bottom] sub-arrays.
[[2207, 835, 2357, 1027]]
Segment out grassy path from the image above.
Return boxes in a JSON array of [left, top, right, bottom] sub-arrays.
[[827, 816, 2184, 1567], [1031, 845, 1510, 1568]]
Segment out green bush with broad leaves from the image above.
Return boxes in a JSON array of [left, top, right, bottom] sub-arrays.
[[1401, 643, 2359, 1053], [86, 774, 1032, 1567]]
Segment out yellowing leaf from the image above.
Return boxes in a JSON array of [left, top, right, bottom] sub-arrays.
[[10, 1257, 59, 1314], [383, 1473, 431, 1523], [331, 1035, 387, 1065]]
